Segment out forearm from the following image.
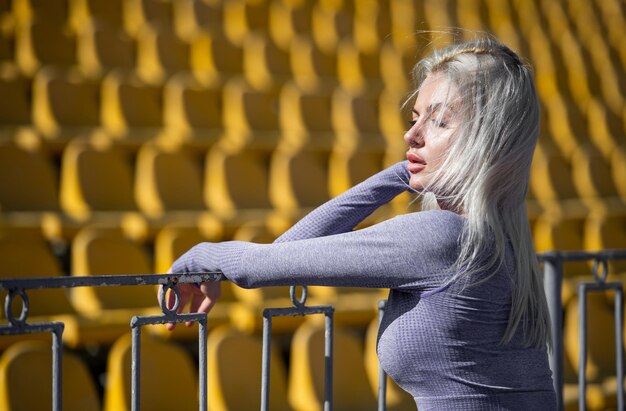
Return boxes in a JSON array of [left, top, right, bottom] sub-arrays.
[[171, 210, 462, 291], [275, 161, 411, 242]]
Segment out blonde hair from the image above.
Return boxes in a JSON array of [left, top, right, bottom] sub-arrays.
[[408, 36, 551, 349]]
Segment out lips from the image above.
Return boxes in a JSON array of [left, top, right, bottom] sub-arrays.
[[406, 152, 426, 173]]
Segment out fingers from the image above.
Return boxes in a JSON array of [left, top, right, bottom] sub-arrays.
[[185, 292, 203, 327], [166, 284, 191, 331]]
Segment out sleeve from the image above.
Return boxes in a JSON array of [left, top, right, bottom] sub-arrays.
[[171, 211, 463, 292], [274, 160, 412, 243]]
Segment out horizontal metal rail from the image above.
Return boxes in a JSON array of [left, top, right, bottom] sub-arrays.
[[0, 272, 223, 291]]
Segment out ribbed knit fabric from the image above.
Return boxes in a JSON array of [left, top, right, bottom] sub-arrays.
[[171, 161, 557, 410]]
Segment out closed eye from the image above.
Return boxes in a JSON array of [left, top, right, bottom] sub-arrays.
[[408, 119, 417, 127]]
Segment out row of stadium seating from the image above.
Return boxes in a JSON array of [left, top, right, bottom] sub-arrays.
[[1, 310, 623, 411], [0, 322, 418, 411], [0, 0, 624, 410]]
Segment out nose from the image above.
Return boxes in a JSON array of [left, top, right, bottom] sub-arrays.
[[404, 122, 425, 148]]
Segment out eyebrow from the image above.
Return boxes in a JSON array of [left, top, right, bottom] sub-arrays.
[[412, 103, 447, 117]]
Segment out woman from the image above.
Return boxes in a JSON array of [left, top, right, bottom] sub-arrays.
[[167, 36, 557, 410]]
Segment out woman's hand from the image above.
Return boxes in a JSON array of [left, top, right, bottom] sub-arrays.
[[163, 270, 222, 331]]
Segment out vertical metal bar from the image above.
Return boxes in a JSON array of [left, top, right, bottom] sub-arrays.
[[578, 284, 587, 411], [198, 317, 207, 411], [324, 312, 334, 411], [377, 300, 387, 411], [131, 325, 141, 411], [614, 286, 624, 411], [543, 257, 564, 411], [260, 313, 272, 411], [52, 325, 63, 411]]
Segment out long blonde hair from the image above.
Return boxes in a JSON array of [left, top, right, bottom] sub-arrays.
[[408, 36, 551, 349]]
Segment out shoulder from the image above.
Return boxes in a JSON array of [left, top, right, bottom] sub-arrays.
[[383, 210, 464, 254], [394, 210, 465, 233]]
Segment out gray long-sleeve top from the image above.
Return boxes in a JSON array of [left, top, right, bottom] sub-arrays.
[[172, 161, 557, 410]]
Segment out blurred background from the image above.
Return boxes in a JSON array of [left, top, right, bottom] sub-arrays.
[[0, 0, 624, 410]]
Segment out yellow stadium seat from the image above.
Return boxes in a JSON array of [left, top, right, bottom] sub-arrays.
[[310, 3, 353, 55], [104, 333, 197, 411], [31, 67, 99, 150], [70, 226, 157, 317], [268, 0, 313, 51], [0, 231, 114, 348], [163, 71, 222, 133], [586, 34, 624, 116], [586, 98, 623, 160], [379, 88, 409, 147], [204, 138, 275, 227], [190, 28, 244, 84], [529, 141, 587, 218], [379, 41, 414, 93], [533, 216, 589, 277], [288, 321, 377, 411], [331, 88, 386, 149], [279, 81, 334, 144], [584, 215, 626, 275], [388, 0, 426, 53], [456, 0, 488, 33], [15, 21, 75, 76], [207, 325, 291, 411], [0, 66, 30, 130], [100, 69, 163, 144], [570, 144, 624, 216], [136, 24, 190, 85], [540, 95, 584, 157], [135, 141, 206, 219], [243, 32, 292, 91], [68, 226, 165, 345], [352, 0, 391, 54], [329, 141, 385, 198], [12, 0, 68, 28], [122, 0, 173, 38], [561, 334, 611, 411], [289, 35, 338, 91], [564, 282, 622, 385], [336, 39, 383, 92], [172, 0, 223, 42], [0, 139, 58, 212], [222, 0, 269, 47], [0, 340, 100, 411], [364, 317, 417, 411], [611, 145, 626, 202], [270, 140, 331, 217], [68, 0, 124, 33], [59, 138, 137, 222], [222, 78, 281, 144], [76, 20, 135, 78]]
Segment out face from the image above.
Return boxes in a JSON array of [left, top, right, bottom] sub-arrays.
[[404, 73, 461, 191]]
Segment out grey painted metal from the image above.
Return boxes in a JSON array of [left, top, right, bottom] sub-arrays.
[[0, 321, 64, 411], [261, 285, 334, 411], [132, 325, 141, 411], [128, 284, 209, 411], [260, 312, 272, 411], [52, 325, 63, 411], [577, 281, 624, 411], [0, 272, 223, 291], [324, 311, 334, 411], [377, 300, 387, 411], [543, 257, 564, 411]]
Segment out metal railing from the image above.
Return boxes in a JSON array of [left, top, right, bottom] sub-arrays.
[[1, 250, 625, 411], [541, 249, 626, 411]]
